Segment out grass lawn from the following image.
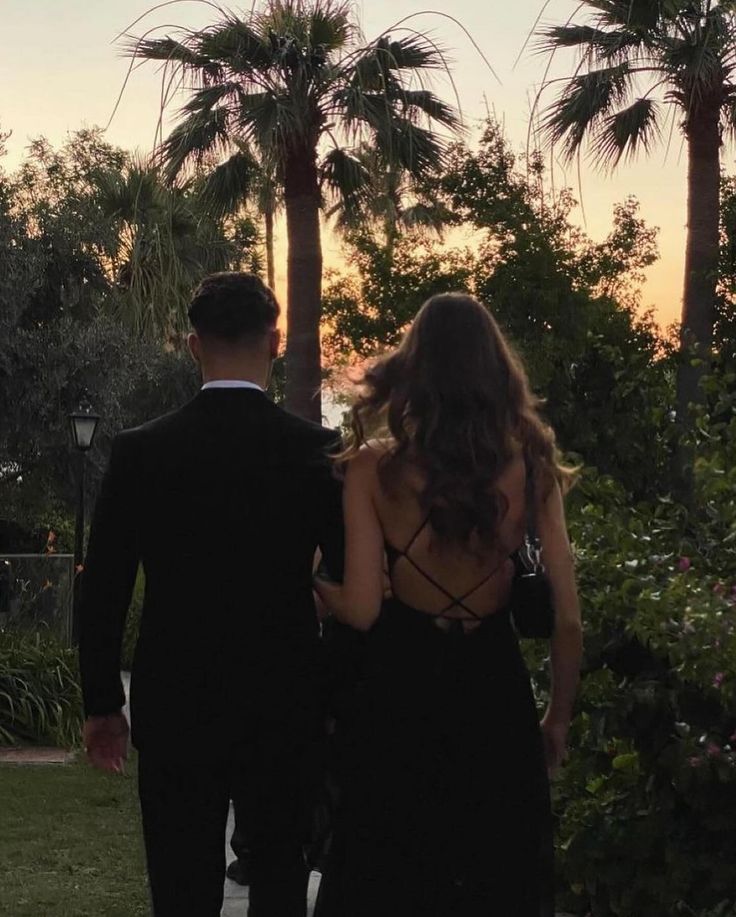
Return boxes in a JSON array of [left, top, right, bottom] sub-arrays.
[[0, 754, 149, 917]]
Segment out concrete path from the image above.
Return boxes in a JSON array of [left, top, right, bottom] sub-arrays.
[[0, 746, 75, 764], [221, 813, 321, 916]]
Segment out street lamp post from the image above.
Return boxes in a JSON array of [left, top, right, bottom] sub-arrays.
[[68, 401, 100, 643]]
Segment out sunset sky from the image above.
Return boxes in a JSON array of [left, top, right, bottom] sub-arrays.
[[0, 0, 709, 329]]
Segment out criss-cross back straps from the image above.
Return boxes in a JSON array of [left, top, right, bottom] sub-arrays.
[[385, 515, 511, 621]]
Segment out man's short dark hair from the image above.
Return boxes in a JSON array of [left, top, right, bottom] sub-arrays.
[[188, 272, 280, 342]]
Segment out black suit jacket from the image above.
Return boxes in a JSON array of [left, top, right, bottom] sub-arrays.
[[79, 388, 344, 751]]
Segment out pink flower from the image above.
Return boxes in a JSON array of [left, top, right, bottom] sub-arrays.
[[706, 743, 721, 759], [677, 556, 691, 573], [713, 672, 726, 689], [729, 731, 736, 744], [688, 756, 702, 768], [713, 582, 726, 596]]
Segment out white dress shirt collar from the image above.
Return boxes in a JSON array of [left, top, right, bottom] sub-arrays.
[[201, 380, 263, 392]]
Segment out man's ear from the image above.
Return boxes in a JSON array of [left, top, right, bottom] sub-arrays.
[[187, 332, 201, 365], [270, 328, 281, 360]]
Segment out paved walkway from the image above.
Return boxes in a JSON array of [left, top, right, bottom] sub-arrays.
[[221, 815, 321, 916], [0, 746, 75, 764]]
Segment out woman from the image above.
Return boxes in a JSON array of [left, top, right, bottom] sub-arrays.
[[313, 293, 583, 917]]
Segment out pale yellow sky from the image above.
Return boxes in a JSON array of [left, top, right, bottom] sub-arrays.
[[0, 0, 709, 329]]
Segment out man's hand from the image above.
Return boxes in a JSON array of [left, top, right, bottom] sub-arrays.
[[83, 712, 129, 774]]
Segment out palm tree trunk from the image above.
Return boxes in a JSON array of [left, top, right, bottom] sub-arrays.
[[284, 146, 323, 422], [675, 101, 721, 488], [264, 203, 275, 292]]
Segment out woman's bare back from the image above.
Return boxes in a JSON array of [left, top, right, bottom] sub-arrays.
[[369, 444, 528, 631]]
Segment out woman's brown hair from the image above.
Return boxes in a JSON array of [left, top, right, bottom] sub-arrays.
[[344, 293, 576, 548]]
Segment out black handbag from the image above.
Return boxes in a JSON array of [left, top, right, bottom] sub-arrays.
[[510, 459, 555, 639]]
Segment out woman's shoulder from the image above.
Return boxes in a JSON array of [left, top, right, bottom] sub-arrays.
[[346, 439, 392, 477], [354, 438, 394, 462]]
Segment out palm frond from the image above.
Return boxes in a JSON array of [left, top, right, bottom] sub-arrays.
[[542, 63, 634, 159], [721, 92, 736, 143], [664, 36, 730, 103], [124, 34, 223, 82], [237, 91, 304, 150], [375, 117, 447, 178], [393, 89, 461, 129], [198, 17, 276, 72], [376, 34, 446, 71], [98, 163, 149, 221], [347, 33, 446, 91], [308, 1, 356, 51], [259, 0, 355, 51], [585, 0, 662, 32], [199, 149, 260, 217], [181, 82, 242, 114], [334, 86, 393, 128], [538, 23, 647, 62], [159, 107, 231, 180], [592, 96, 661, 166], [321, 147, 373, 225]]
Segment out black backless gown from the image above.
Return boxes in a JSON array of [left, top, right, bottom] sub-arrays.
[[315, 517, 555, 917]]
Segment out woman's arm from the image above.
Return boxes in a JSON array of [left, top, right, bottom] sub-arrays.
[[536, 478, 584, 772], [313, 448, 385, 631]]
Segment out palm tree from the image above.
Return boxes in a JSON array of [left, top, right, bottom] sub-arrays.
[[197, 146, 282, 290], [99, 159, 254, 338], [128, 0, 460, 420], [538, 0, 736, 435]]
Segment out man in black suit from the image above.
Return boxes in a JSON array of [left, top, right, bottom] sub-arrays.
[[79, 272, 343, 917]]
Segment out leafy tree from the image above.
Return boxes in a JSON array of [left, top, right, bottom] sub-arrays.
[[11, 129, 125, 326], [537, 0, 736, 450], [0, 131, 198, 542], [11, 129, 259, 342], [325, 122, 673, 495], [129, 0, 460, 420], [322, 230, 474, 360], [444, 123, 672, 495]]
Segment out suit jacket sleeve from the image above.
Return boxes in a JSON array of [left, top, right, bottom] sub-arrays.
[[78, 434, 139, 717], [317, 430, 345, 583]]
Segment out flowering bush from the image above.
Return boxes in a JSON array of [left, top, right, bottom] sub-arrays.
[[537, 378, 736, 916]]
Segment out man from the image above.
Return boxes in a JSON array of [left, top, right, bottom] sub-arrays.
[[79, 272, 344, 917]]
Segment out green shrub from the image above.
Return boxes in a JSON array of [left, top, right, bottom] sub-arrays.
[[542, 396, 736, 917], [0, 629, 83, 747]]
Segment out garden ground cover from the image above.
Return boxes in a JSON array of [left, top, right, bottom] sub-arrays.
[[0, 755, 148, 917]]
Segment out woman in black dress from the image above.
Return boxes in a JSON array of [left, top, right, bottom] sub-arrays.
[[314, 293, 583, 917]]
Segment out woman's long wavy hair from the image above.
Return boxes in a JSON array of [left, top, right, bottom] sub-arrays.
[[345, 293, 576, 549]]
